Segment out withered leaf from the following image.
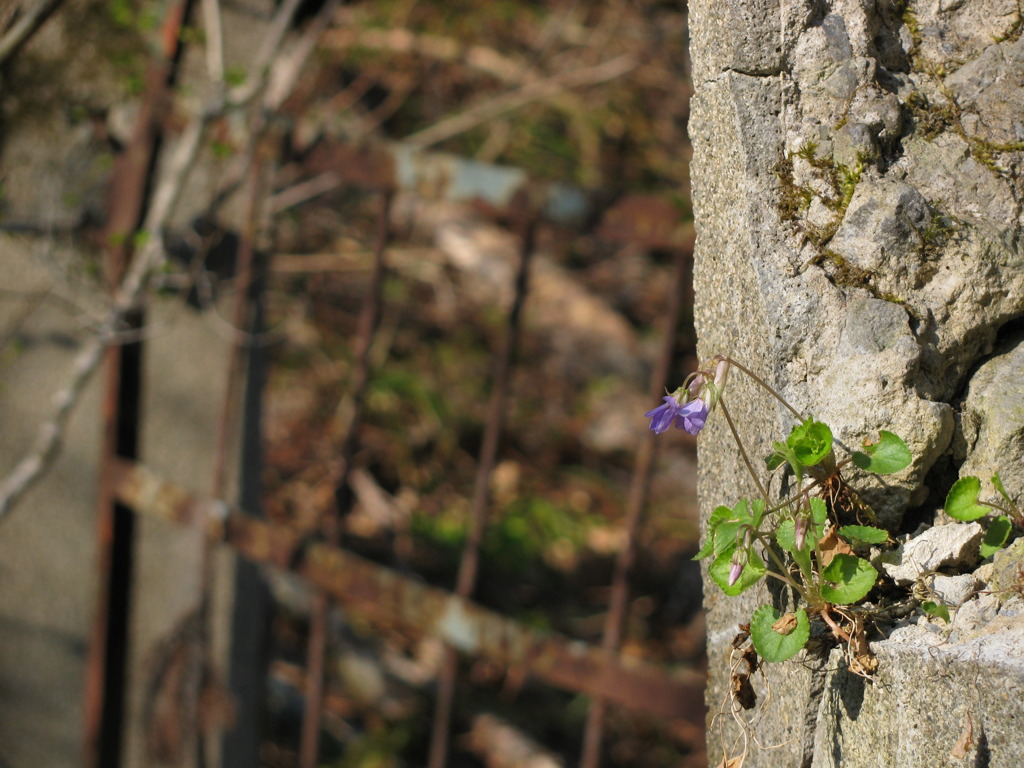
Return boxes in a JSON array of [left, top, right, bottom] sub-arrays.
[[731, 672, 757, 710], [739, 644, 760, 675], [847, 616, 877, 675], [950, 712, 974, 759], [817, 527, 853, 567], [849, 652, 878, 676], [772, 612, 799, 635]]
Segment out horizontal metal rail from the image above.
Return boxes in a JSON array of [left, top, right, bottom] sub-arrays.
[[109, 458, 705, 724]]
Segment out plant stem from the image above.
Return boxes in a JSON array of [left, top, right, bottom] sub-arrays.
[[719, 400, 769, 503], [725, 356, 804, 421], [820, 605, 852, 642], [753, 533, 807, 599], [979, 500, 1016, 517], [761, 567, 804, 592]]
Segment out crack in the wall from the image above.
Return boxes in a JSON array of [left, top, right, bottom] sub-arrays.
[[799, 655, 830, 768]]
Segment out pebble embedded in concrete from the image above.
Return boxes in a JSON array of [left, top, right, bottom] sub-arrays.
[[880, 522, 984, 585]]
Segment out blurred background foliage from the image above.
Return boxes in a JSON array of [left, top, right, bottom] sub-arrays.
[[0, 0, 700, 763], [256, 1, 702, 766]]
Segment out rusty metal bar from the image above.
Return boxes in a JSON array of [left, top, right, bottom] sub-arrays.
[[298, 190, 394, 768], [427, 205, 537, 768], [108, 458, 707, 724], [579, 239, 694, 768], [82, 4, 192, 767]]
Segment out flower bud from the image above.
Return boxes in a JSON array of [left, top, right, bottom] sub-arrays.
[[714, 357, 731, 390], [728, 547, 747, 587], [687, 373, 705, 399], [794, 516, 809, 551]]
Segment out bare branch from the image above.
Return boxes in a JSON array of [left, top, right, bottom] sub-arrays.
[[0, 0, 339, 521], [402, 54, 636, 150], [0, 0, 65, 67], [200, 0, 225, 85], [0, 116, 206, 520], [321, 26, 543, 84]]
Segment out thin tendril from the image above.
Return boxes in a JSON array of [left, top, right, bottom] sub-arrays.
[[725, 356, 804, 421], [719, 399, 769, 503]]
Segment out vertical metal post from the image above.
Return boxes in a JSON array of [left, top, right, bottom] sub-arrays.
[[578, 243, 691, 768], [298, 190, 393, 768], [200, 151, 264, 768], [84, 317, 143, 768], [81, 4, 192, 766], [427, 206, 537, 768]]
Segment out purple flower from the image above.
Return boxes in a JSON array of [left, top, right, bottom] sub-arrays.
[[644, 395, 709, 435]]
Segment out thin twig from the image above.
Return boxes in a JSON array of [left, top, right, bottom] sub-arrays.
[[321, 26, 543, 84], [0, 0, 320, 521], [200, 0, 225, 86], [0, 0, 65, 67], [403, 54, 635, 149], [298, 191, 393, 768]]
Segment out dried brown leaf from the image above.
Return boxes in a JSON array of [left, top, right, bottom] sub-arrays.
[[818, 527, 853, 567], [772, 612, 798, 635], [730, 672, 757, 710], [950, 712, 974, 759]]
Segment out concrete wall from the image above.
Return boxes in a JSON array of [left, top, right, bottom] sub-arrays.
[[689, 1, 1024, 766]]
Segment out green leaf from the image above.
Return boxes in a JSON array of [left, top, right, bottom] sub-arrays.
[[712, 521, 744, 556], [709, 546, 766, 596], [819, 554, 878, 605], [837, 525, 889, 545], [992, 473, 1014, 507], [944, 476, 989, 521], [766, 451, 786, 471], [693, 534, 716, 561], [750, 499, 767, 527], [921, 601, 950, 623], [693, 506, 734, 560], [980, 516, 1013, 559], [777, 519, 813, 577], [749, 605, 810, 662], [731, 498, 754, 523], [787, 418, 833, 467], [776, 519, 797, 552], [851, 430, 912, 474], [809, 497, 829, 525]]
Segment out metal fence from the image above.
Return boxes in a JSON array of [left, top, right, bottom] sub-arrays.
[[0, 2, 701, 766]]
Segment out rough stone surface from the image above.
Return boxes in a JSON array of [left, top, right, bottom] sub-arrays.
[[880, 522, 984, 585], [812, 600, 1024, 768], [980, 538, 1024, 594], [955, 337, 1024, 501], [928, 573, 979, 607], [691, 0, 1024, 764]]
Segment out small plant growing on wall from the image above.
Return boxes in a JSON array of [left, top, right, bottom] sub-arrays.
[[945, 473, 1021, 558], [647, 356, 912, 667]]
